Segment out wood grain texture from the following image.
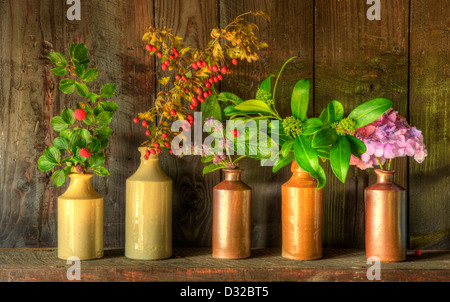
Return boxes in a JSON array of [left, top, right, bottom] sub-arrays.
[[0, 248, 448, 282], [219, 0, 314, 248], [408, 0, 450, 249], [314, 0, 410, 248]]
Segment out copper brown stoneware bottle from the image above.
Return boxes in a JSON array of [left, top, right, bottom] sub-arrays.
[[212, 169, 251, 259], [282, 161, 323, 260], [365, 169, 406, 262]]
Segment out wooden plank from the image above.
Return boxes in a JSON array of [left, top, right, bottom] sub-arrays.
[[408, 0, 450, 249], [0, 248, 448, 282], [154, 0, 219, 247], [314, 0, 410, 248], [219, 0, 314, 248]]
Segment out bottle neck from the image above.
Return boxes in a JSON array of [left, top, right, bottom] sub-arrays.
[[66, 173, 95, 194], [375, 169, 395, 184], [291, 160, 312, 179], [223, 169, 242, 181]]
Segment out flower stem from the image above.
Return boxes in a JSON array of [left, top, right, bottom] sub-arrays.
[[376, 157, 384, 170], [272, 56, 298, 118]]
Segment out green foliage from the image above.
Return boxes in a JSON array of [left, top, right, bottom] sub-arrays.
[[38, 43, 118, 187]]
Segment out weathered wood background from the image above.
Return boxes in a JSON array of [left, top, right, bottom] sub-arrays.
[[0, 0, 448, 250]]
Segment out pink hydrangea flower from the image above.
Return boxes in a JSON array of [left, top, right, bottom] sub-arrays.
[[350, 108, 427, 170]]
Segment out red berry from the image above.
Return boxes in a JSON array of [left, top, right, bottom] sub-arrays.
[[150, 149, 156, 155], [220, 66, 227, 74], [164, 59, 170, 66], [151, 46, 157, 52], [208, 77, 214, 84], [171, 47, 177, 53], [175, 74, 181, 81], [144, 155, 149, 161], [213, 76, 218, 83], [192, 62, 198, 69], [161, 64, 168, 70], [198, 96, 205, 103], [74, 109, 86, 121], [156, 148, 162, 154], [170, 109, 176, 116], [154, 142, 160, 148], [217, 74, 223, 81], [174, 51, 179, 58], [415, 250, 422, 256], [190, 104, 195, 110], [161, 133, 167, 139], [181, 75, 187, 81], [196, 87, 203, 95], [187, 114, 194, 121], [169, 149, 173, 155], [232, 58, 238, 65], [205, 82, 211, 89], [145, 149, 150, 156], [79, 148, 91, 158], [196, 60, 202, 67], [203, 91, 209, 98], [157, 52, 163, 58], [146, 130, 151, 136], [164, 141, 170, 148], [145, 44, 152, 52], [169, 54, 175, 60], [75, 164, 84, 173], [133, 117, 139, 124], [233, 130, 240, 137], [212, 65, 219, 72], [142, 120, 148, 127], [202, 60, 207, 67], [207, 89, 212, 96]]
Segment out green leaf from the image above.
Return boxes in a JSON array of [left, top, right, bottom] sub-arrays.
[[80, 128, 91, 144], [74, 61, 86, 78], [327, 100, 344, 123], [201, 155, 214, 163], [259, 74, 274, 93], [44, 146, 61, 164], [92, 166, 110, 177], [89, 137, 108, 153], [100, 83, 116, 98], [61, 108, 76, 124], [90, 152, 105, 168], [69, 43, 76, 59], [97, 126, 113, 138], [311, 128, 339, 148], [281, 139, 294, 158], [100, 101, 118, 113], [234, 100, 274, 115], [38, 154, 56, 171], [201, 93, 222, 122], [96, 111, 113, 126], [60, 129, 73, 140], [310, 165, 327, 190], [94, 104, 104, 116], [302, 118, 324, 135], [348, 98, 393, 128], [291, 79, 310, 121], [217, 92, 243, 105], [346, 134, 367, 157], [293, 135, 319, 173], [49, 52, 67, 67], [59, 79, 76, 94], [82, 68, 98, 83], [75, 82, 89, 97], [51, 169, 66, 187], [73, 43, 88, 62], [86, 92, 100, 103], [272, 153, 294, 173], [53, 137, 69, 150], [51, 116, 69, 132], [202, 163, 225, 175], [316, 146, 331, 160], [83, 112, 96, 126], [319, 108, 329, 124], [50, 67, 67, 77], [330, 136, 351, 183]]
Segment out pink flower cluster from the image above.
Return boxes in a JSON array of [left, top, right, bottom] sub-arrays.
[[350, 109, 427, 170]]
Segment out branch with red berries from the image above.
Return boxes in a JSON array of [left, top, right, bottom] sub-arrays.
[[134, 11, 269, 159], [38, 43, 118, 186]]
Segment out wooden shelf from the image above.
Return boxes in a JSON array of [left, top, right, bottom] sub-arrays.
[[0, 248, 448, 282]]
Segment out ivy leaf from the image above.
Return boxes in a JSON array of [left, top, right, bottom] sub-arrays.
[[291, 79, 310, 122], [348, 98, 393, 128], [75, 82, 89, 97], [61, 108, 76, 125], [293, 135, 319, 173], [51, 116, 69, 132], [330, 136, 351, 183], [53, 137, 69, 151], [100, 83, 116, 98], [51, 169, 67, 187], [49, 52, 67, 67], [59, 79, 76, 94], [82, 68, 98, 83], [96, 111, 113, 126], [50, 67, 67, 77]]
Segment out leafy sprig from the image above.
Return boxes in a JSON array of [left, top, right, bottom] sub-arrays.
[[38, 43, 117, 186]]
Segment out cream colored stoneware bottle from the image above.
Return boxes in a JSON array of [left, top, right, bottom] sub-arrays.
[[57, 173, 104, 260], [125, 148, 172, 260]]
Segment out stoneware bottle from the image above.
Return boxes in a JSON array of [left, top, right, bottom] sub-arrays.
[[365, 169, 406, 262], [57, 173, 104, 260], [281, 161, 323, 260], [212, 168, 252, 259], [125, 148, 172, 260]]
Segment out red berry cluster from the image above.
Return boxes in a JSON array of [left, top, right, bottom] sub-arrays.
[[133, 115, 174, 160]]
